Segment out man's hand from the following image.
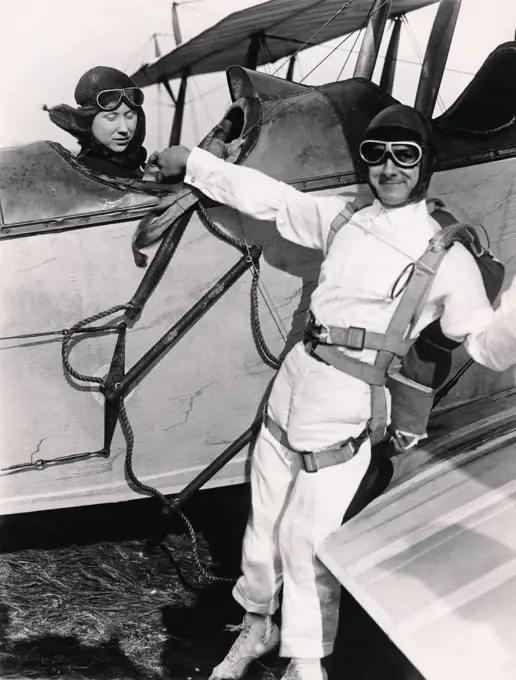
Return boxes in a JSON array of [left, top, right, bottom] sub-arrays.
[[155, 145, 192, 181], [142, 151, 161, 181]]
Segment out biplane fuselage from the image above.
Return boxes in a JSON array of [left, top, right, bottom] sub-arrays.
[[1, 43, 516, 517]]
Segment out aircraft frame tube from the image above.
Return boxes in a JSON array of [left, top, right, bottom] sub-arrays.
[[118, 244, 262, 397], [169, 70, 189, 146], [353, 0, 392, 80], [126, 208, 194, 321], [379, 15, 402, 94], [172, 416, 263, 508], [414, 0, 463, 116]]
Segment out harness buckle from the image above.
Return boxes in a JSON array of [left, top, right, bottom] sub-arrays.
[[303, 337, 319, 355], [301, 452, 319, 473], [346, 326, 366, 351], [300, 436, 361, 473]]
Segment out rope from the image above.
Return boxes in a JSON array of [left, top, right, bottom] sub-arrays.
[[0, 324, 119, 342], [119, 398, 235, 586], [250, 261, 281, 370], [55, 295, 235, 586], [55, 202, 277, 586], [61, 304, 128, 384], [176, 507, 236, 585], [196, 201, 247, 254], [16, 198, 282, 584], [234, 211, 288, 343], [119, 400, 175, 508], [196, 202, 283, 368]]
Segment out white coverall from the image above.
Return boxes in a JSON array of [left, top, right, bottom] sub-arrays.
[[185, 147, 516, 659]]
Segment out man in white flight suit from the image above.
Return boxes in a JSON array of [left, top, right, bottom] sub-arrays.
[[154, 104, 516, 680]]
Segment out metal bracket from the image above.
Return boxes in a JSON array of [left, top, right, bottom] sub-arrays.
[[101, 323, 127, 455]]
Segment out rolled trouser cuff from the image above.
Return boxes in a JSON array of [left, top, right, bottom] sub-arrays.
[[232, 579, 280, 616], [279, 635, 334, 659]]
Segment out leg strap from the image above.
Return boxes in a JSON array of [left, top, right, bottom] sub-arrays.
[[304, 340, 388, 445], [262, 408, 370, 473]]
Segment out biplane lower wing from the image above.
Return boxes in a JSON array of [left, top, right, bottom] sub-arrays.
[[318, 389, 516, 680]]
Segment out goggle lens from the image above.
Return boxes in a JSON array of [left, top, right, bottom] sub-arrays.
[[359, 140, 422, 168], [96, 88, 145, 111]]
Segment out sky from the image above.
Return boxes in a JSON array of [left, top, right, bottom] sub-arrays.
[[0, 0, 515, 154]]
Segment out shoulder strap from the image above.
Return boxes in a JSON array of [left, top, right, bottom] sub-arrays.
[[366, 228, 455, 443], [375, 223, 465, 376], [325, 196, 372, 254], [327, 196, 457, 255]]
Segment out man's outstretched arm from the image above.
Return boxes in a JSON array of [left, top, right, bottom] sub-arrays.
[[156, 145, 347, 251], [439, 244, 516, 372]]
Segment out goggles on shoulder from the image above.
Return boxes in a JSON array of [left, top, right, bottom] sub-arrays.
[[96, 87, 145, 111], [359, 139, 422, 168]]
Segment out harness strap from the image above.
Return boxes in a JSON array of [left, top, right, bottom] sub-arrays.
[[305, 341, 388, 444], [369, 384, 388, 442], [325, 196, 372, 253], [387, 224, 470, 346], [326, 197, 450, 255], [307, 342, 386, 385], [262, 407, 369, 473], [306, 313, 413, 356]]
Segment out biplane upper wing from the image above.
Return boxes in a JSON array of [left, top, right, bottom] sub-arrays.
[[130, 0, 439, 86]]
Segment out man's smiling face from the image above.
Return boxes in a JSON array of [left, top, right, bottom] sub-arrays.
[[367, 156, 420, 208]]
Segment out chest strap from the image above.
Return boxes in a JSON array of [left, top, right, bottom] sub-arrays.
[[305, 312, 413, 356], [306, 341, 386, 385]]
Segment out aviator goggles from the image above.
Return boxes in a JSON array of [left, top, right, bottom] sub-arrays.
[[359, 139, 423, 168], [96, 87, 145, 111]]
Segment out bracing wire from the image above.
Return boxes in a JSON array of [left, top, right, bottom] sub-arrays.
[[123, 36, 155, 72], [336, 26, 363, 80], [271, 0, 356, 77], [191, 79, 217, 128], [335, 0, 391, 82]]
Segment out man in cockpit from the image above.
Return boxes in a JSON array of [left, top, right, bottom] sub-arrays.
[[151, 104, 516, 680]]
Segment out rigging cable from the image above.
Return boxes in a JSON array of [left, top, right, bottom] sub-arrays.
[[336, 26, 364, 81], [191, 79, 217, 129], [271, 0, 356, 77], [122, 36, 155, 73], [301, 0, 389, 82]]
